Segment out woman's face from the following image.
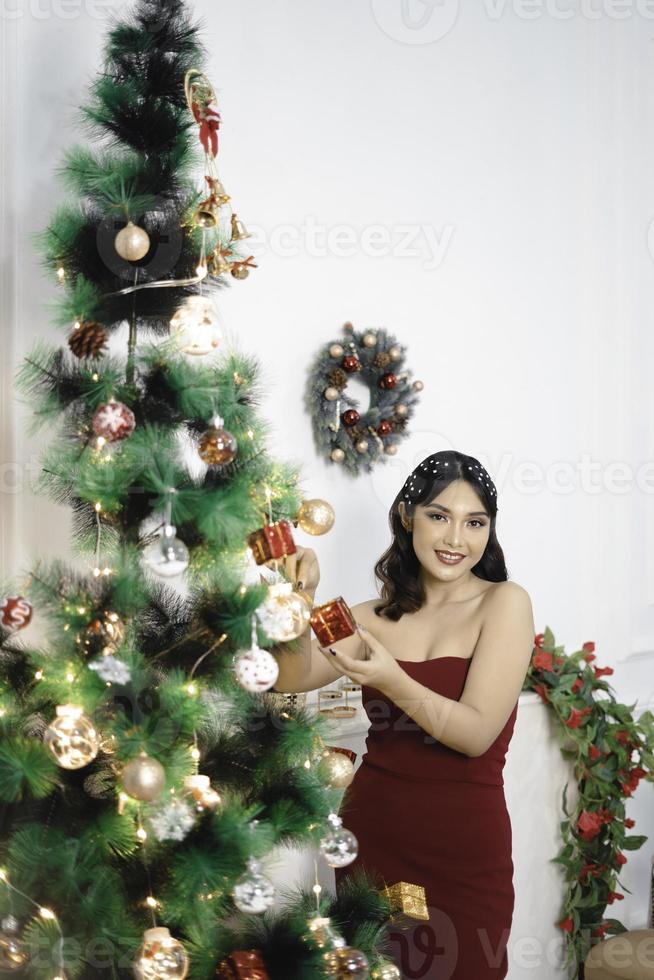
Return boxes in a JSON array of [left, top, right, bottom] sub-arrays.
[[399, 478, 491, 580]]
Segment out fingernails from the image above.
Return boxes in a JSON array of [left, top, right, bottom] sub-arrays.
[[329, 647, 337, 655]]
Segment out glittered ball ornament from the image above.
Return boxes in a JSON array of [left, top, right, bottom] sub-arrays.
[[318, 749, 355, 788], [198, 415, 237, 466], [114, 220, 150, 262], [371, 961, 401, 980], [121, 750, 166, 802], [0, 595, 33, 631], [133, 927, 188, 980], [170, 294, 223, 356], [256, 581, 312, 642], [342, 409, 360, 427], [233, 644, 279, 693], [92, 400, 136, 443], [322, 942, 370, 979], [44, 704, 100, 770], [319, 813, 358, 868], [378, 372, 397, 390], [232, 857, 275, 914], [0, 916, 28, 972], [297, 498, 335, 536], [143, 525, 189, 578], [341, 355, 360, 373]]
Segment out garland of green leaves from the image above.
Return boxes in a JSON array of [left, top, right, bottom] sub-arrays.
[[524, 627, 654, 975], [305, 322, 423, 476]]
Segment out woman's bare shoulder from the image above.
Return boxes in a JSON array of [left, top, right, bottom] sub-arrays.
[[480, 580, 533, 613], [350, 597, 386, 625]]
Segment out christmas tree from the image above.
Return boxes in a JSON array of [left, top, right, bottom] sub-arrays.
[[0, 0, 396, 976]]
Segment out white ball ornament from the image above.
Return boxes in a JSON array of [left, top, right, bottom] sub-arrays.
[[385, 444, 398, 456], [329, 343, 344, 358], [355, 439, 369, 454], [389, 345, 402, 361], [330, 448, 345, 462], [234, 644, 279, 693], [323, 386, 340, 401], [232, 857, 275, 914], [362, 331, 377, 348], [169, 295, 223, 356], [319, 812, 359, 868]]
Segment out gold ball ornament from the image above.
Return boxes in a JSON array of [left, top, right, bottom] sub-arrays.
[[322, 942, 370, 978], [388, 345, 402, 361], [362, 331, 377, 348], [355, 439, 369, 454], [324, 386, 340, 401], [198, 416, 237, 465], [78, 610, 125, 656], [44, 704, 100, 770], [114, 220, 150, 261], [0, 916, 28, 972], [385, 444, 398, 456], [133, 927, 188, 980], [319, 748, 355, 788], [297, 498, 335, 536], [371, 961, 401, 980], [121, 750, 166, 802], [330, 448, 345, 462], [412, 379, 424, 391], [329, 343, 344, 358]]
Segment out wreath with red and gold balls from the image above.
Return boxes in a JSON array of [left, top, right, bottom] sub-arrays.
[[305, 322, 424, 475]]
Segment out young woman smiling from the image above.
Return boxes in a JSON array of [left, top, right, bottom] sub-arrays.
[[272, 449, 535, 979]]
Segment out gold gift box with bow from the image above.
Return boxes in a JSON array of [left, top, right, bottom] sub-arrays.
[[380, 881, 429, 921]]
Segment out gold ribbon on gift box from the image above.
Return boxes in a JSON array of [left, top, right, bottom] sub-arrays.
[[380, 881, 429, 922]]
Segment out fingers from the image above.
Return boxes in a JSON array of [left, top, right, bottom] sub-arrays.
[[319, 644, 364, 676]]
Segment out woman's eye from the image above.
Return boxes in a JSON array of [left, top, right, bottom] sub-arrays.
[[428, 514, 486, 528]]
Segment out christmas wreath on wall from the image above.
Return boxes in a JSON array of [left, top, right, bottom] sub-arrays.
[[305, 322, 424, 475]]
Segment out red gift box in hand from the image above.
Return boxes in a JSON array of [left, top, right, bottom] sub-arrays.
[[309, 596, 357, 646], [247, 520, 296, 565]]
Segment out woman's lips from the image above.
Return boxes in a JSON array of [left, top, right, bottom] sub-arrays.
[[435, 550, 465, 565]]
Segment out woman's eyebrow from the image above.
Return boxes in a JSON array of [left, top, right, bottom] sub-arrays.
[[424, 504, 489, 517]]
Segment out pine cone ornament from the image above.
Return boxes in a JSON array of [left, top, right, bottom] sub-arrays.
[[68, 321, 108, 359], [373, 351, 392, 369], [390, 417, 408, 433], [327, 367, 348, 389], [346, 424, 365, 441]]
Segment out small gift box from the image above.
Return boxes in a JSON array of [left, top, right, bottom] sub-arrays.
[[380, 881, 429, 922], [247, 520, 296, 565], [216, 949, 269, 978], [309, 596, 356, 646]]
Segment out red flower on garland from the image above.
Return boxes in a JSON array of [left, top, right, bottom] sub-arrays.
[[588, 744, 602, 761], [577, 809, 606, 841], [558, 917, 574, 933], [565, 706, 592, 728], [624, 817, 636, 828], [572, 677, 584, 694], [615, 729, 630, 745], [607, 891, 624, 904], [593, 665, 614, 678], [592, 923, 608, 939], [619, 767, 646, 797], [533, 650, 554, 672], [534, 633, 545, 649], [579, 860, 602, 883], [615, 852, 628, 866], [582, 641, 595, 653]]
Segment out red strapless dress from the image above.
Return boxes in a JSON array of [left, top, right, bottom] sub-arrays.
[[334, 656, 518, 980]]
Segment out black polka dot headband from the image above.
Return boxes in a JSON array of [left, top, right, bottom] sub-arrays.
[[401, 455, 497, 502]]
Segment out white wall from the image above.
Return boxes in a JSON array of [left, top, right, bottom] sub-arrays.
[[2, 0, 653, 972]]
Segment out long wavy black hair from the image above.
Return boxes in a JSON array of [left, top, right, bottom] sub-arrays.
[[373, 449, 508, 620]]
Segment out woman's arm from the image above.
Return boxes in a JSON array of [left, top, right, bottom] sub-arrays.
[[376, 583, 535, 757]]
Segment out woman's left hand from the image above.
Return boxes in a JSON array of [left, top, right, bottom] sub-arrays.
[[319, 624, 404, 695]]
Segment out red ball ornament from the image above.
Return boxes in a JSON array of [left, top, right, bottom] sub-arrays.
[[0, 595, 33, 631], [92, 400, 136, 443], [342, 409, 360, 427], [377, 419, 392, 437], [378, 372, 397, 390], [341, 355, 361, 374]]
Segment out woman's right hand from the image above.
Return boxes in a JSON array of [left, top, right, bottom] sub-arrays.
[[270, 545, 320, 593]]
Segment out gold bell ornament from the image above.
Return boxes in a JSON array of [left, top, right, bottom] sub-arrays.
[[44, 704, 100, 770], [114, 220, 150, 261], [194, 175, 230, 227], [230, 212, 250, 241], [169, 294, 224, 356]]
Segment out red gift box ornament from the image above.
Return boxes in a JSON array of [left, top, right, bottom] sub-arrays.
[[309, 597, 357, 646], [216, 949, 269, 978], [247, 520, 297, 565]]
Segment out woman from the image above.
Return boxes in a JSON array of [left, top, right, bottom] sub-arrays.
[[273, 449, 535, 979]]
